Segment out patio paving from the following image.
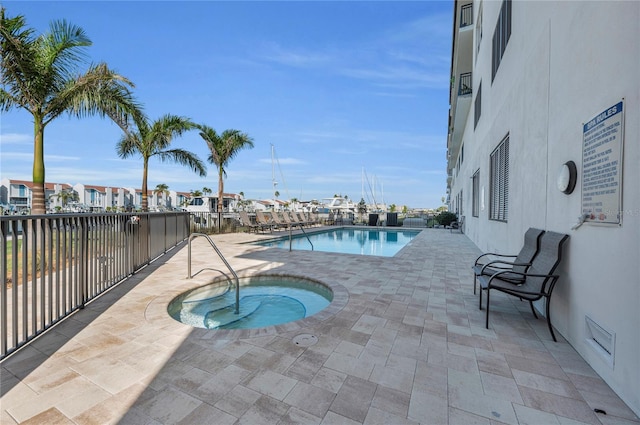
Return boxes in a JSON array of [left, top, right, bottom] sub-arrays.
[[1, 228, 638, 424]]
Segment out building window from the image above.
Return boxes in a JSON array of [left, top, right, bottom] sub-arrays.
[[474, 81, 482, 129], [476, 0, 483, 57], [490, 135, 509, 221], [472, 170, 480, 217], [491, 0, 512, 81], [460, 3, 473, 28]]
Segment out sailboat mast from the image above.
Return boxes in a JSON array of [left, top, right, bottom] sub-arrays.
[[271, 144, 277, 206]]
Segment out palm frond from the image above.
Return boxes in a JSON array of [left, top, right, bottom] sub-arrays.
[[157, 148, 207, 177]]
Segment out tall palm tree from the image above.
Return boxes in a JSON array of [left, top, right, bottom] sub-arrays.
[[51, 189, 78, 209], [117, 114, 206, 211], [0, 8, 140, 214], [197, 125, 253, 224], [154, 183, 169, 208]]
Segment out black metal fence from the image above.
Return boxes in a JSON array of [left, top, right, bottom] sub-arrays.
[[0, 212, 190, 359]]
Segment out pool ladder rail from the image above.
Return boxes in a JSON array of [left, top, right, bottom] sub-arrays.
[[288, 225, 314, 251], [187, 233, 240, 314]]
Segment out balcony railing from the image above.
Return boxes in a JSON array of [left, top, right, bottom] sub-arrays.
[[458, 72, 472, 96], [460, 3, 473, 28], [0, 212, 190, 359]]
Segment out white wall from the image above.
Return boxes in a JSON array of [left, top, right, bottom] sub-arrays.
[[454, 0, 640, 415]]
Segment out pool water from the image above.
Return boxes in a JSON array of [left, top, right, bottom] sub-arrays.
[[168, 276, 332, 330], [257, 228, 421, 256]]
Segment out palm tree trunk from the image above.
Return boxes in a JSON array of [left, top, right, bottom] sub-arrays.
[[141, 157, 149, 211], [32, 118, 46, 215], [218, 168, 224, 231]]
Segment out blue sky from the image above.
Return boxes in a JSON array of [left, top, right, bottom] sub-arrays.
[[1, 1, 452, 208]]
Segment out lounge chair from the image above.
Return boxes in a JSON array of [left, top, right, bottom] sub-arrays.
[[294, 212, 312, 226], [256, 211, 279, 230], [238, 211, 270, 233], [477, 231, 570, 341], [270, 212, 289, 229], [281, 211, 303, 227], [472, 228, 545, 294]]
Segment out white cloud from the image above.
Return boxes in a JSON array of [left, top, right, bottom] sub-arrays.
[[0, 133, 31, 145]]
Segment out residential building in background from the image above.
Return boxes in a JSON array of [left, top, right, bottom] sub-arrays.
[[447, 0, 639, 415]]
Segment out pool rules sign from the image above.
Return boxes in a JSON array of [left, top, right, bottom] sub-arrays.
[[582, 101, 624, 225]]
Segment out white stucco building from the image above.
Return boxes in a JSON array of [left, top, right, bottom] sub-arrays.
[[447, 0, 639, 416]]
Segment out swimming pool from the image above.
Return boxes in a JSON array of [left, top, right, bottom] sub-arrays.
[[257, 228, 421, 257]]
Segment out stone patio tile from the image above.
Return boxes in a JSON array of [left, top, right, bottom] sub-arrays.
[[324, 351, 375, 380], [329, 375, 378, 423], [279, 407, 323, 425], [310, 367, 347, 394], [506, 354, 568, 381], [283, 381, 336, 418], [134, 386, 202, 424], [320, 410, 362, 425], [480, 371, 524, 404], [369, 363, 414, 393], [237, 395, 290, 425], [214, 385, 262, 417], [448, 368, 518, 424], [513, 369, 581, 399], [285, 350, 329, 383], [364, 406, 419, 425], [518, 386, 600, 425], [244, 369, 298, 401], [408, 389, 448, 424], [20, 407, 73, 425], [371, 385, 411, 418], [176, 403, 237, 425]]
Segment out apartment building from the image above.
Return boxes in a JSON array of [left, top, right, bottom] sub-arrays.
[[0, 179, 197, 212], [447, 0, 639, 415]]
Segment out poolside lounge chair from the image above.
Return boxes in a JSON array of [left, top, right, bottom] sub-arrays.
[[294, 212, 312, 226], [472, 228, 545, 294], [256, 211, 279, 231], [282, 211, 303, 227], [270, 212, 290, 229], [477, 231, 569, 341], [239, 211, 270, 233]]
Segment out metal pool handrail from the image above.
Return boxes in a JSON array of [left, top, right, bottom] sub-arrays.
[[187, 233, 240, 314], [289, 225, 314, 251]]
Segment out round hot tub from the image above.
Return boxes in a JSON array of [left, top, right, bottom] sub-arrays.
[[168, 275, 333, 330]]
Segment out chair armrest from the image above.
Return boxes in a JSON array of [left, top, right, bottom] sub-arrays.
[[481, 260, 531, 273], [474, 252, 518, 265], [488, 270, 559, 286]]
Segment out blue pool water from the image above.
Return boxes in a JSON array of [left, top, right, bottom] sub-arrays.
[[257, 228, 421, 257], [168, 276, 332, 330]]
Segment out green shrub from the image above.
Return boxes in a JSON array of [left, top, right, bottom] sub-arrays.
[[435, 211, 457, 226]]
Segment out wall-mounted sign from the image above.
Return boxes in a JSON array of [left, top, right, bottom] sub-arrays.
[[581, 101, 624, 225]]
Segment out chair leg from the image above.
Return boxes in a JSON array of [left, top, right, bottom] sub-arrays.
[[473, 276, 477, 295], [479, 287, 483, 310], [545, 296, 557, 342], [485, 289, 490, 329], [529, 301, 539, 319]]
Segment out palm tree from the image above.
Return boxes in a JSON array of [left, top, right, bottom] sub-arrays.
[[154, 183, 169, 208], [0, 8, 140, 214], [117, 114, 206, 211], [197, 125, 253, 225], [202, 187, 212, 196], [51, 189, 78, 209]]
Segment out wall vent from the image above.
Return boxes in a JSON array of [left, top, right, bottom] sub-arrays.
[[585, 315, 615, 368]]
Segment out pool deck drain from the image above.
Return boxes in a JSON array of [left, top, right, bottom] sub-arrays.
[[292, 333, 318, 347]]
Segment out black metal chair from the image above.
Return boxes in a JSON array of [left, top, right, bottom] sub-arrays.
[[477, 231, 570, 341], [472, 228, 545, 294]]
